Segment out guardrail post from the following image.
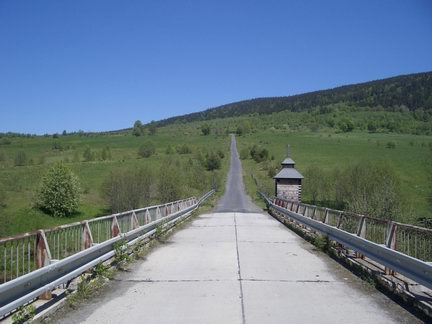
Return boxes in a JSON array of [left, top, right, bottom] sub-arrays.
[[36, 230, 52, 300], [355, 217, 366, 259], [385, 222, 397, 275], [81, 221, 94, 250], [111, 216, 121, 237], [131, 212, 140, 229], [296, 203, 300, 213], [156, 207, 162, 219]]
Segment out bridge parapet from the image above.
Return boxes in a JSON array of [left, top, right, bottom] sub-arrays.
[[272, 196, 432, 263], [0, 190, 214, 319], [261, 194, 432, 291]]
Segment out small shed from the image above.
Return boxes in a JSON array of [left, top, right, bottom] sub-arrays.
[[274, 146, 304, 201]]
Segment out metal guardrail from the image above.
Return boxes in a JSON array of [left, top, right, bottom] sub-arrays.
[[260, 193, 432, 291], [0, 190, 214, 318]]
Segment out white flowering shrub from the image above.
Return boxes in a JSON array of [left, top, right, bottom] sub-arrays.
[[37, 163, 80, 217]]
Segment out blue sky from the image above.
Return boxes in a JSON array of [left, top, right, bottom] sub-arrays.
[[1, 0, 431, 134]]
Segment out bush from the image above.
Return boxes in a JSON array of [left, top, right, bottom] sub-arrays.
[[165, 145, 174, 154], [36, 163, 80, 217], [386, 141, 396, 149], [338, 119, 354, 132], [83, 146, 94, 162], [201, 124, 211, 136], [52, 141, 63, 151], [101, 146, 112, 160], [132, 120, 144, 136], [14, 151, 27, 166], [266, 163, 279, 178], [102, 167, 154, 213], [0, 138, 11, 145], [303, 165, 329, 203], [138, 142, 156, 158], [205, 152, 221, 171], [250, 145, 269, 163], [176, 144, 192, 154], [216, 149, 225, 159], [335, 161, 401, 219]]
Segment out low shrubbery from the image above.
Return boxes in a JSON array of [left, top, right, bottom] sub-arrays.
[[250, 145, 269, 163], [14, 151, 27, 166], [102, 167, 154, 213], [176, 144, 192, 154], [302, 161, 403, 220], [138, 141, 156, 158]]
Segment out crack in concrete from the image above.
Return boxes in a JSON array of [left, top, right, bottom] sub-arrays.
[[190, 225, 234, 227], [114, 279, 225, 283], [234, 213, 247, 324], [241, 279, 339, 283], [239, 240, 291, 244], [113, 278, 341, 284]]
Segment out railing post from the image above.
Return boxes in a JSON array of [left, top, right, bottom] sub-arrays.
[[296, 203, 300, 214], [131, 211, 140, 229], [385, 222, 397, 275], [111, 216, 121, 237], [81, 221, 94, 250], [322, 209, 329, 224], [355, 216, 366, 259], [156, 207, 162, 219], [36, 230, 52, 300], [336, 212, 343, 228], [145, 209, 151, 224], [312, 208, 317, 220]]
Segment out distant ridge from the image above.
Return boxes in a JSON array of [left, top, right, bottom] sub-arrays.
[[153, 71, 432, 126]]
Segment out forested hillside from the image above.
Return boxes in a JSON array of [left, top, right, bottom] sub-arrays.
[[156, 72, 432, 134]]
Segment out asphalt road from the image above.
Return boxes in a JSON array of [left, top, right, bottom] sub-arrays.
[[57, 136, 420, 324], [215, 135, 261, 213]]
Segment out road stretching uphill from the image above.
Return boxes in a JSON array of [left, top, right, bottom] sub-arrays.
[[59, 135, 419, 323]]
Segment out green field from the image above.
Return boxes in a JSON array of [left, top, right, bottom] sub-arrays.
[[237, 130, 432, 224], [0, 127, 230, 237], [1, 118, 431, 236]]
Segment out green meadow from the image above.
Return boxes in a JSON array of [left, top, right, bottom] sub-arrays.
[[0, 127, 230, 236], [237, 130, 432, 224]]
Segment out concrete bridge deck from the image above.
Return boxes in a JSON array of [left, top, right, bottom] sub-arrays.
[[59, 136, 419, 323]]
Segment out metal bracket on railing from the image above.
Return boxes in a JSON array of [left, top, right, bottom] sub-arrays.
[[385, 222, 397, 274], [131, 212, 140, 230], [111, 216, 121, 237], [355, 216, 366, 258], [145, 209, 151, 224], [36, 230, 52, 300], [82, 221, 94, 250]]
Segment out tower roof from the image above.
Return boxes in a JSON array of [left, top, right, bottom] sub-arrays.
[[281, 158, 295, 165], [274, 168, 304, 179]]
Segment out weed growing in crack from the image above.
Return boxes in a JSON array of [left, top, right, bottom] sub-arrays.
[[114, 239, 131, 269], [12, 305, 36, 324]]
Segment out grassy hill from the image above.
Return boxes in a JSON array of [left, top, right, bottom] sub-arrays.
[[0, 127, 230, 236], [1, 71, 432, 236], [156, 71, 432, 135]]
